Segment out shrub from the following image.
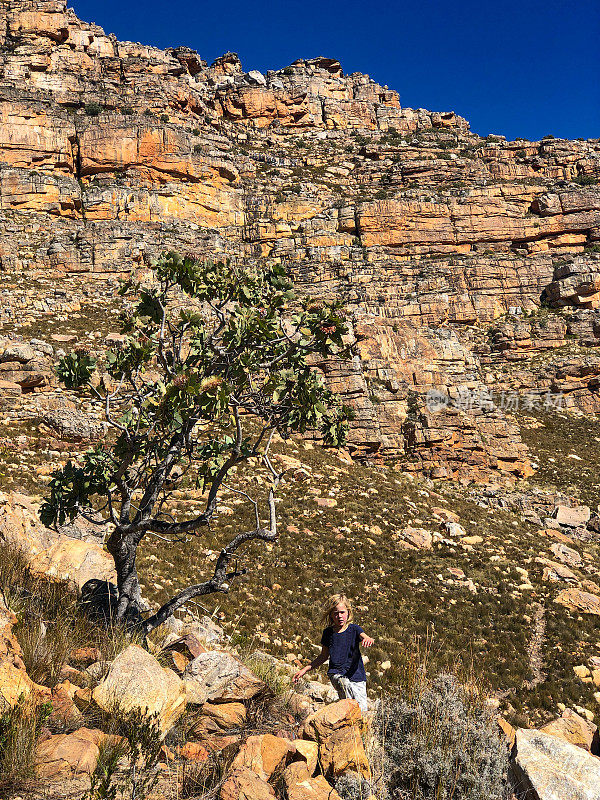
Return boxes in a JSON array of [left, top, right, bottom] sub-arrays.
[[0, 695, 52, 793], [574, 175, 597, 186], [334, 772, 374, 800], [373, 673, 510, 800], [243, 652, 291, 696], [87, 709, 162, 800], [282, 66, 294, 76], [192, 128, 201, 136], [159, 114, 169, 123], [84, 102, 103, 117], [193, 143, 203, 153], [121, 107, 134, 115], [180, 749, 236, 798]]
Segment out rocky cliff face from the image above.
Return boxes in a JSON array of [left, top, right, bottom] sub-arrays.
[[1, 0, 599, 480]]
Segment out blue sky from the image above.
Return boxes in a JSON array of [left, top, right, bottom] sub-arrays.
[[72, 0, 599, 142]]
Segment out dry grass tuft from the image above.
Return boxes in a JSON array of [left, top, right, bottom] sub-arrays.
[[0, 694, 52, 794]]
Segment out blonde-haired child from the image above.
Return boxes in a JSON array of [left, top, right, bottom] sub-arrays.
[[293, 593, 374, 714]]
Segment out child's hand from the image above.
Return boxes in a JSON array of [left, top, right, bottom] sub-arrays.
[[292, 666, 310, 683], [360, 635, 374, 647]]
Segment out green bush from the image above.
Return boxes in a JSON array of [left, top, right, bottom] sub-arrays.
[[84, 102, 103, 117], [373, 673, 510, 800], [159, 114, 169, 123], [121, 106, 134, 116], [574, 175, 597, 186]]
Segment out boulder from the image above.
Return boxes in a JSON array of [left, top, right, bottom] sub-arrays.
[[0, 491, 55, 555], [396, 526, 433, 550], [0, 594, 26, 671], [0, 343, 35, 363], [92, 644, 186, 735], [445, 521, 467, 537], [183, 651, 264, 704], [293, 739, 319, 775], [35, 728, 107, 778], [537, 558, 578, 583], [0, 660, 39, 708], [49, 683, 84, 728], [550, 542, 583, 568], [302, 699, 364, 740], [540, 709, 600, 754], [191, 701, 247, 735], [555, 588, 600, 615], [220, 767, 276, 800], [554, 505, 591, 528], [432, 507, 460, 523], [30, 538, 116, 591], [511, 728, 600, 800], [42, 407, 105, 442], [161, 633, 206, 674], [231, 734, 294, 781], [0, 491, 115, 590], [283, 762, 343, 800], [301, 679, 339, 704], [302, 699, 370, 778], [178, 741, 209, 762]]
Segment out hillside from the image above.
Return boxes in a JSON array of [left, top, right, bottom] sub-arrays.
[[1, 3, 600, 795]]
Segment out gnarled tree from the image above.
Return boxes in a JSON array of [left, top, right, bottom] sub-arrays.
[[40, 253, 351, 634]]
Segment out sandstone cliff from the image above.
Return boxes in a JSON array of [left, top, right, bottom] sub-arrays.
[[0, 0, 599, 480]]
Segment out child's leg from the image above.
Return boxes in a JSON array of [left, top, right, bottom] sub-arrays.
[[329, 676, 368, 714], [343, 680, 368, 714], [329, 674, 347, 700]]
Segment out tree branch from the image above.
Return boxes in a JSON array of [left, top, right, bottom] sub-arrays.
[[142, 525, 278, 634]]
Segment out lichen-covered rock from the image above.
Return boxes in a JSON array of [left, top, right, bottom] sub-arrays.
[[219, 767, 276, 800], [231, 734, 294, 781], [302, 699, 370, 778], [540, 709, 600, 755], [92, 644, 186, 735], [555, 588, 600, 615], [35, 728, 114, 779], [183, 651, 264, 704], [283, 762, 343, 800], [511, 728, 600, 800]]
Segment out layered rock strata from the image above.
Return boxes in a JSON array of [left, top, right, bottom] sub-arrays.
[[0, 0, 599, 479]]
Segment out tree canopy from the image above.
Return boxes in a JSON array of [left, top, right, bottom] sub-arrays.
[[41, 252, 352, 632]]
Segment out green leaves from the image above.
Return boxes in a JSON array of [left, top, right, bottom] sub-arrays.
[[39, 448, 115, 527], [44, 250, 353, 532], [55, 350, 97, 389]]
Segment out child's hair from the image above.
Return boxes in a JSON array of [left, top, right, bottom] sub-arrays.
[[321, 593, 353, 625]]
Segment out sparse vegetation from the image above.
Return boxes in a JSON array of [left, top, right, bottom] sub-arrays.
[[373, 669, 510, 800], [0, 695, 52, 794], [84, 102, 103, 117]]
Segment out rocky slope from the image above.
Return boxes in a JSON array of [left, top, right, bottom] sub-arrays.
[[0, 0, 599, 482]]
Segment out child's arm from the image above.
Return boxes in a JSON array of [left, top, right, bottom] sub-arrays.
[[292, 646, 329, 683], [359, 631, 374, 647]]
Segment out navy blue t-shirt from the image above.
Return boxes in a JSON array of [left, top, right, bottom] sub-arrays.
[[321, 623, 366, 682]]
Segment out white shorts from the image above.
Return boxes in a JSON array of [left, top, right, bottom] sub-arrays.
[[329, 674, 368, 714]]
